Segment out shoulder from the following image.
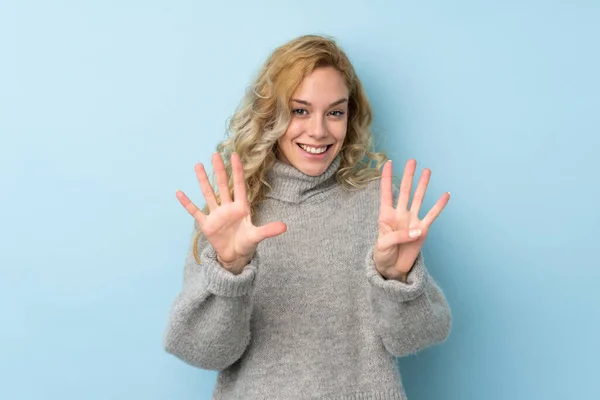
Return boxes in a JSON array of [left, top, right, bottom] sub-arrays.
[[333, 177, 400, 224], [336, 179, 381, 213], [339, 177, 399, 203]]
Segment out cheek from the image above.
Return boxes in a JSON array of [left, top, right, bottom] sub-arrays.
[[329, 120, 348, 141], [281, 120, 304, 142]]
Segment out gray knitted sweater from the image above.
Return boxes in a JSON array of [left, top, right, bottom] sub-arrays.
[[164, 156, 451, 400]]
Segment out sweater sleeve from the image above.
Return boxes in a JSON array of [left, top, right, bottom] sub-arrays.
[[163, 223, 257, 370], [365, 248, 451, 357]]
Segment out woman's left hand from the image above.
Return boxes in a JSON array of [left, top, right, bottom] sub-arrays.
[[373, 159, 450, 282]]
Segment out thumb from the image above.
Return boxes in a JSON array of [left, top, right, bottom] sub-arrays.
[[377, 228, 422, 250], [253, 221, 288, 243]]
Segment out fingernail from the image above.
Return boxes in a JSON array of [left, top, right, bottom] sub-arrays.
[[409, 229, 421, 238]]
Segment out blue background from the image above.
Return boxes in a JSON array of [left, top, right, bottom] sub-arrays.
[[2, 1, 599, 399]]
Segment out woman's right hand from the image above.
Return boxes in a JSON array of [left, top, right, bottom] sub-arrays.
[[176, 152, 287, 275]]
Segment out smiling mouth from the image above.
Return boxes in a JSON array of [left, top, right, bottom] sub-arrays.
[[297, 143, 332, 155]]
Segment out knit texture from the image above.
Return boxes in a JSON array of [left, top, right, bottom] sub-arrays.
[[164, 155, 451, 399]]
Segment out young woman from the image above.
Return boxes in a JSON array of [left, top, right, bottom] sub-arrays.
[[164, 34, 451, 400]]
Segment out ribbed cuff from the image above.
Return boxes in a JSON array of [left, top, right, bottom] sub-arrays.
[[332, 387, 406, 399], [365, 248, 427, 302], [200, 246, 258, 297]]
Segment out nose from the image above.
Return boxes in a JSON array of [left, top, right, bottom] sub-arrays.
[[308, 115, 327, 139]]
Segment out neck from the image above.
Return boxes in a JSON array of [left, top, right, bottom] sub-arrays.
[[264, 156, 341, 204]]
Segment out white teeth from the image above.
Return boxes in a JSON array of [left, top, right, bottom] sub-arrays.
[[299, 144, 328, 154]]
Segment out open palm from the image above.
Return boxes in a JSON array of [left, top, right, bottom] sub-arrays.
[[373, 159, 450, 281], [176, 152, 287, 274]]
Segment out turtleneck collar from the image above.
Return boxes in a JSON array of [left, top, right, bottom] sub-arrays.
[[264, 155, 342, 204]]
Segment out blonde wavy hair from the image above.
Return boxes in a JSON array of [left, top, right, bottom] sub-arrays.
[[193, 34, 391, 261]]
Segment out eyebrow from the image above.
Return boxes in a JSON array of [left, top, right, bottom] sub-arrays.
[[290, 98, 348, 107]]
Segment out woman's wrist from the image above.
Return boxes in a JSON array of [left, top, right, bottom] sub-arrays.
[[217, 254, 251, 275]]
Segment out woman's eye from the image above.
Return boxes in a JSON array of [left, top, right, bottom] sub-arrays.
[[329, 110, 345, 117], [292, 108, 308, 115]]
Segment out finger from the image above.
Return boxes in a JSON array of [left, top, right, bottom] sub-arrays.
[[397, 159, 416, 212], [377, 228, 422, 250], [252, 221, 288, 244], [409, 168, 431, 216], [380, 160, 394, 209], [176, 190, 206, 226], [194, 162, 218, 212], [231, 152, 248, 206], [213, 153, 232, 204], [422, 192, 451, 227]]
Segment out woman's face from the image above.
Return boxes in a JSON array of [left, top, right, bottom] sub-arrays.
[[276, 66, 350, 176]]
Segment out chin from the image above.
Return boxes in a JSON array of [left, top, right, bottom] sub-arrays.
[[296, 164, 329, 176], [292, 156, 336, 176]]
